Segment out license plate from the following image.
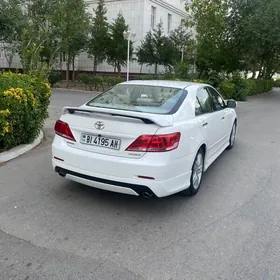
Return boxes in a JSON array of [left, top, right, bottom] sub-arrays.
[[80, 134, 121, 150]]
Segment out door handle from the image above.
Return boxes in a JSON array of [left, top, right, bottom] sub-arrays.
[[221, 116, 225, 120], [202, 122, 208, 127]]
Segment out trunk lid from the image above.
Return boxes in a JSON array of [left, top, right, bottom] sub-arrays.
[[59, 106, 174, 158]]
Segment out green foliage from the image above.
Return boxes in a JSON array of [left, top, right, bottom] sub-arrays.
[[48, 70, 62, 87], [134, 75, 154, 80], [169, 23, 194, 67], [76, 73, 125, 90], [50, 0, 90, 84], [187, 0, 235, 76], [187, 0, 280, 79], [0, 0, 25, 69], [0, 0, 24, 41], [107, 13, 132, 74], [88, 0, 109, 72], [137, 22, 176, 75], [16, 0, 63, 78], [105, 76, 125, 87], [173, 61, 189, 79], [219, 77, 272, 101], [273, 79, 280, 87], [0, 72, 51, 151]]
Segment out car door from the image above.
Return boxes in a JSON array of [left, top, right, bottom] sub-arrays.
[[207, 86, 232, 145], [195, 87, 224, 160]]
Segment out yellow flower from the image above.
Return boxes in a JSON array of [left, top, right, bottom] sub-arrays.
[[3, 125, 9, 133], [0, 109, 10, 117], [0, 122, 10, 136], [44, 82, 51, 89], [3, 87, 28, 103]]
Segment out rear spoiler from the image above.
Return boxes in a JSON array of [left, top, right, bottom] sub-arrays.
[[62, 106, 174, 127]]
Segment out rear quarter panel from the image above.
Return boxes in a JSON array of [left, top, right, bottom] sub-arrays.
[[171, 86, 206, 158]]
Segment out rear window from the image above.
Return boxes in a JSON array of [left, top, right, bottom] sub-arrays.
[[86, 84, 187, 115]]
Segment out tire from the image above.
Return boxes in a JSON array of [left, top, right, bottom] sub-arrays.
[[227, 121, 237, 150], [181, 148, 205, 196]]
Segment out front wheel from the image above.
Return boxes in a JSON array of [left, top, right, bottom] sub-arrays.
[[227, 122, 237, 150], [181, 148, 205, 196]]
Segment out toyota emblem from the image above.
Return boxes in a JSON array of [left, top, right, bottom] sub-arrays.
[[94, 121, 105, 130]]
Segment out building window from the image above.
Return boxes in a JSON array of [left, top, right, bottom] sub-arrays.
[[168, 13, 172, 33], [151, 6, 156, 29]]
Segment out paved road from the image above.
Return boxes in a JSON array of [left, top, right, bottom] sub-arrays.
[[1, 88, 280, 280]]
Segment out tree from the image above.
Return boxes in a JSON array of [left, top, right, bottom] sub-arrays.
[[186, 0, 237, 77], [0, 0, 24, 41], [170, 23, 192, 62], [18, 0, 63, 77], [88, 0, 109, 73], [0, 0, 25, 69], [228, 0, 280, 79], [137, 22, 175, 75], [107, 12, 133, 75], [187, 0, 280, 79], [54, 0, 90, 85]]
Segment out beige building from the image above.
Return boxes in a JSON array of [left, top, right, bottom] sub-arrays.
[[78, 0, 188, 73], [0, 0, 188, 74]]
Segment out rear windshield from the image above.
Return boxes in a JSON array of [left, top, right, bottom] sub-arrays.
[[86, 84, 187, 114]]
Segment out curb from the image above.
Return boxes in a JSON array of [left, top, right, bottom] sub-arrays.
[[0, 131, 44, 164], [52, 87, 101, 94]]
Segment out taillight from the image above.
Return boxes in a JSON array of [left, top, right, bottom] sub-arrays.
[[126, 132, 181, 152], [54, 120, 76, 142]]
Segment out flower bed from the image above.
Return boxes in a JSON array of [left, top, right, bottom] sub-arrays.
[[0, 72, 51, 152]]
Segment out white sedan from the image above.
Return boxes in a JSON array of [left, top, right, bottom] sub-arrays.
[[52, 80, 237, 198]]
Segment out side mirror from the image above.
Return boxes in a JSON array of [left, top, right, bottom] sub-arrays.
[[227, 100, 237, 109]]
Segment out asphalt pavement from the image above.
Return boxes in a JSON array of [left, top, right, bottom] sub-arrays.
[[1, 88, 280, 280]]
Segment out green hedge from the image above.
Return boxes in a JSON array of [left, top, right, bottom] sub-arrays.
[[76, 74, 125, 91], [219, 78, 272, 101], [273, 79, 280, 87], [0, 72, 51, 151], [77, 73, 272, 101], [48, 70, 63, 87]]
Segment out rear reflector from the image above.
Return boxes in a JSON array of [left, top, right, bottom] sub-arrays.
[[54, 120, 76, 142], [126, 132, 181, 152], [137, 176, 155, 180], [54, 156, 64, 162]]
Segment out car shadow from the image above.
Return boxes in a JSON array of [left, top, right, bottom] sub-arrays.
[[52, 143, 241, 218]]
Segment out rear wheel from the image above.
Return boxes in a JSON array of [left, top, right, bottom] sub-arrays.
[[181, 148, 205, 196], [227, 121, 237, 150]]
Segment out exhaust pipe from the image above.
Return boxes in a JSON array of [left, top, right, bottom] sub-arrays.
[[58, 171, 66, 177], [142, 192, 153, 199]]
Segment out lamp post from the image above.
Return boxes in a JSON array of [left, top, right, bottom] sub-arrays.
[[123, 30, 136, 81], [181, 47, 184, 62]]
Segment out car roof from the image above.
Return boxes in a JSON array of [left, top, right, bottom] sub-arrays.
[[120, 80, 207, 89]]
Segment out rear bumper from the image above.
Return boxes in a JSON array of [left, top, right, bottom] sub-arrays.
[[55, 166, 156, 197], [52, 136, 194, 198]]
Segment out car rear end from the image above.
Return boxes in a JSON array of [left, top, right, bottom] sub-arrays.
[[52, 82, 194, 197]]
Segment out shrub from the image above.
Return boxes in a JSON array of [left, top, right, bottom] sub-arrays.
[[219, 80, 236, 100], [76, 73, 94, 90], [0, 72, 51, 151], [104, 76, 125, 87], [135, 75, 154, 80], [219, 77, 272, 101], [173, 61, 189, 79], [77, 73, 125, 90], [207, 71, 224, 87], [192, 78, 211, 85], [246, 79, 257, 96], [48, 70, 62, 87], [273, 78, 280, 87]]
